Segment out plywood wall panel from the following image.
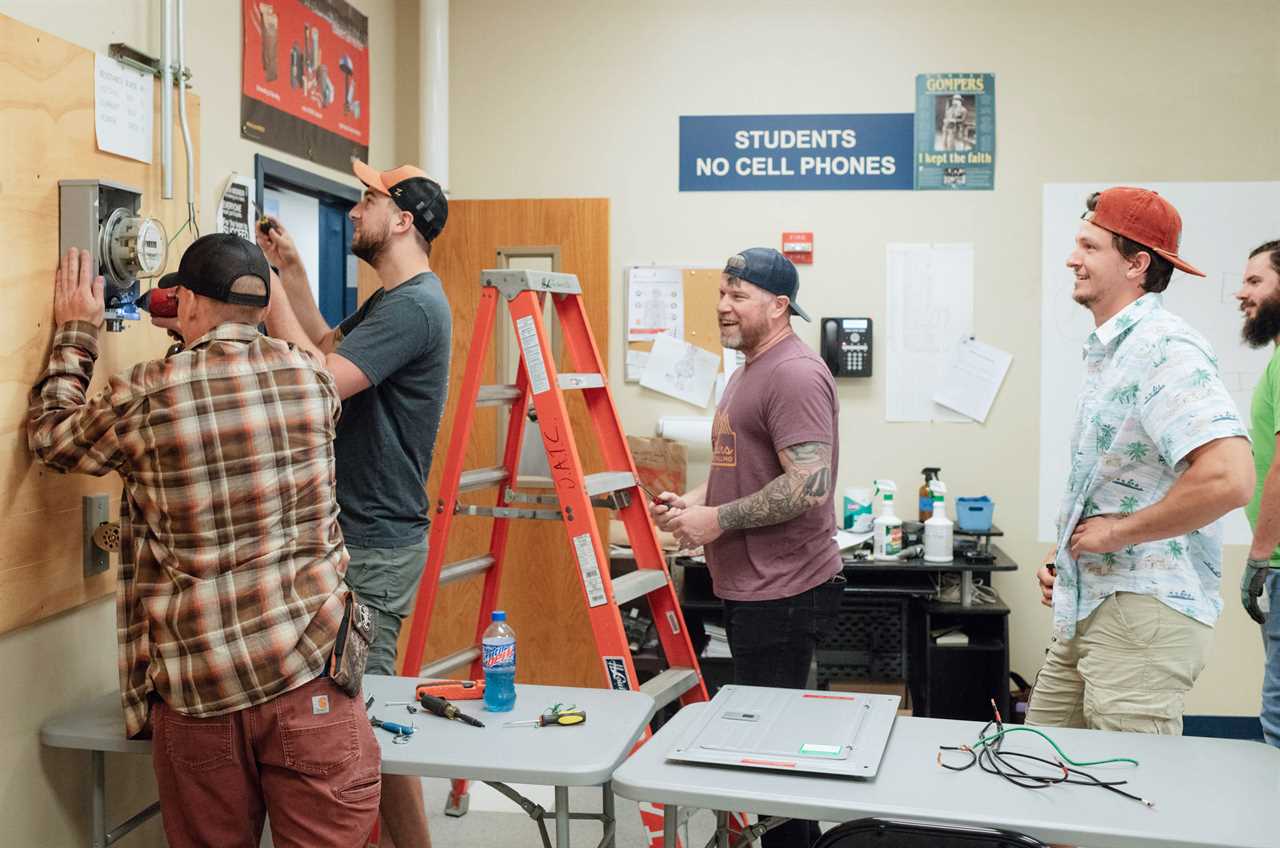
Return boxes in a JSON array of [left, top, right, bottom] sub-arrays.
[[0, 14, 200, 634]]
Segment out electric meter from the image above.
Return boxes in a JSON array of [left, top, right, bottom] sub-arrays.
[[101, 209, 168, 282], [59, 180, 170, 332]]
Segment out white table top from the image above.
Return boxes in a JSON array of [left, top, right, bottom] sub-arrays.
[[41, 692, 152, 755], [42, 675, 655, 788], [365, 675, 654, 784], [612, 702, 1280, 848]]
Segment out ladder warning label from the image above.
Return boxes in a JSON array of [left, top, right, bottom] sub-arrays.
[[516, 315, 551, 395], [666, 610, 680, 635], [572, 533, 608, 607]]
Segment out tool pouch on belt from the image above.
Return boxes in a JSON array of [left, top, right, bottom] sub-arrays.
[[329, 591, 377, 697]]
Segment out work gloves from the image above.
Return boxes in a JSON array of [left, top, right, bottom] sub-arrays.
[[1242, 558, 1276, 625]]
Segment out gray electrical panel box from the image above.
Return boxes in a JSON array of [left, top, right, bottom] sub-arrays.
[[58, 180, 168, 331]]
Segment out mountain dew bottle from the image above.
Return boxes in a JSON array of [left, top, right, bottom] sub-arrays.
[[481, 610, 516, 712]]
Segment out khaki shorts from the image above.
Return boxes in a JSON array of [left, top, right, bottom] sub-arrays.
[[1025, 592, 1212, 735], [343, 539, 430, 676]]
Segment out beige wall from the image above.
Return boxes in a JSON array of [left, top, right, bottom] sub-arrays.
[[449, 0, 1280, 716], [0, 2, 404, 844], [3, 0, 1278, 839]]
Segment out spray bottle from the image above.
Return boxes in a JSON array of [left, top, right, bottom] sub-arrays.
[[924, 480, 954, 563], [872, 480, 903, 561], [919, 467, 942, 521]]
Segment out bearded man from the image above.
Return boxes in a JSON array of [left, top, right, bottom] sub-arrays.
[[1235, 239, 1280, 748], [256, 160, 452, 848]]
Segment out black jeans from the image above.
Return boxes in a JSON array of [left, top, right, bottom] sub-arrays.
[[723, 575, 845, 848]]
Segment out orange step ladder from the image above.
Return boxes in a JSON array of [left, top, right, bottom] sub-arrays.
[[398, 268, 709, 844]]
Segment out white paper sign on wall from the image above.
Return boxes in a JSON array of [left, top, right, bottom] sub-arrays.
[[94, 54, 153, 163]]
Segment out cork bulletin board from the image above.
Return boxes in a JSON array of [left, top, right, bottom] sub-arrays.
[[623, 265, 723, 381]]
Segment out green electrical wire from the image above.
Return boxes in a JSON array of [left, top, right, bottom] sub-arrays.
[[972, 726, 1138, 768], [166, 218, 190, 249]]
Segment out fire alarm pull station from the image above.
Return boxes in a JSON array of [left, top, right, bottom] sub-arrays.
[[59, 180, 168, 332], [782, 231, 814, 264]]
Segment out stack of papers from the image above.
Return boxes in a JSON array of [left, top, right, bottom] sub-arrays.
[[702, 623, 732, 659]]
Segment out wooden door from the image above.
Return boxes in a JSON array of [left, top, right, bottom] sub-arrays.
[[391, 199, 611, 688]]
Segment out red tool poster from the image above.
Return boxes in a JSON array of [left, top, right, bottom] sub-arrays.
[[241, 0, 370, 172]]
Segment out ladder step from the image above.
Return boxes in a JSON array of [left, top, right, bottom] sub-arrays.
[[557, 373, 605, 390], [611, 569, 670, 607], [477, 384, 522, 406], [639, 667, 700, 710], [482, 269, 583, 296], [439, 554, 495, 586], [583, 471, 637, 496], [421, 646, 481, 679], [458, 466, 509, 492]]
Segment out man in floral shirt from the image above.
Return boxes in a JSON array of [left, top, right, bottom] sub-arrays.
[[1029, 187, 1254, 734]]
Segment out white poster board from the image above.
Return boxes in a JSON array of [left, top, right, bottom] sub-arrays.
[[1038, 182, 1280, 544], [885, 243, 974, 422]]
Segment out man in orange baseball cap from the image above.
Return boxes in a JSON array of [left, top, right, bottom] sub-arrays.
[[1031, 187, 1254, 737], [257, 160, 452, 848]]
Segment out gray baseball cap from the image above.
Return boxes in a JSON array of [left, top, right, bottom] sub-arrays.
[[723, 247, 810, 321]]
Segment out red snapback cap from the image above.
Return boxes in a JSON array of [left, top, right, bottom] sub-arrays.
[[1083, 186, 1204, 277]]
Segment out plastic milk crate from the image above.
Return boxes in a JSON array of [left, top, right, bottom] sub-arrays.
[[816, 597, 908, 685]]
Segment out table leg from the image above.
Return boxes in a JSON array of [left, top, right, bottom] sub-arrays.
[[601, 782, 615, 848], [91, 750, 106, 848], [663, 804, 678, 848], [716, 811, 730, 848], [556, 785, 570, 847]]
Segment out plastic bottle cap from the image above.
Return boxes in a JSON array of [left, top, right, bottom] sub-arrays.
[[492, 610, 507, 621]]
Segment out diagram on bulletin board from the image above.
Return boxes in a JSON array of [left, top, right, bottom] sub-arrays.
[[1038, 181, 1280, 545], [625, 265, 729, 409]]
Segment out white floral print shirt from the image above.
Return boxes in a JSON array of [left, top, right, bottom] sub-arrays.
[[1053, 293, 1248, 638]]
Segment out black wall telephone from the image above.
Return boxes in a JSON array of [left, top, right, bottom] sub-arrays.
[[821, 317, 872, 377]]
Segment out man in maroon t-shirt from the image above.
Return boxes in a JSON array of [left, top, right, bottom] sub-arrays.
[[650, 247, 842, 848]]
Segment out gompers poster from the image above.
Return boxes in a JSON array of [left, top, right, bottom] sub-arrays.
[[913, 73, 995, 190], [241, 0, 370, 171]]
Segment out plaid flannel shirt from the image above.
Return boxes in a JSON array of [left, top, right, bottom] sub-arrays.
[[28, 321, 350, 738]]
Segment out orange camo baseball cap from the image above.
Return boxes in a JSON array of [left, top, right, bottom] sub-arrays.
[[351, 159, 448, 242], [1082, 186, 1204, 277]]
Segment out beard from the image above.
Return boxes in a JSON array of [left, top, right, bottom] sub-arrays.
[[720, 318, 768, 351], [1242, 295, 1280, 348], [351, 219, 390, 265]]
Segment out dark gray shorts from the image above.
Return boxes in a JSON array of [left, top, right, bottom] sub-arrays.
[[342, 539, 429, 676]]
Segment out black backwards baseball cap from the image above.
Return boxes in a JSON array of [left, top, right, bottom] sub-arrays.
[[158, 233, 270, 307], [352, 159, 448, 242], [723, 247, 810, 321]]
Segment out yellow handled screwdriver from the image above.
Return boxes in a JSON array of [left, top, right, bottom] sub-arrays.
[[504, 706, 586, 728]]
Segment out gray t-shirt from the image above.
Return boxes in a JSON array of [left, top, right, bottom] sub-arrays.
[[335, 272, 451, 547]]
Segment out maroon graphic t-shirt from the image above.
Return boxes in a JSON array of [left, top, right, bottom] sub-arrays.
[[705, 333, 840, 601]]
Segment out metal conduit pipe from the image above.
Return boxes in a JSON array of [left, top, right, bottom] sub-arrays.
[[160, 0, 174, 199], [176, 0, 196, 231]]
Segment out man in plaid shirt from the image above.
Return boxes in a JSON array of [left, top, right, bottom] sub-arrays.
[[28, 234, 380, 847]]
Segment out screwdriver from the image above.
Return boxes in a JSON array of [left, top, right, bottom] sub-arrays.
[[370, 716, 416, 736], [418, 692, 485, 727], [505, 706, 587, 728]]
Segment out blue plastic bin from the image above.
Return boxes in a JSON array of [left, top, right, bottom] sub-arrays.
[[956, 496, 994, 532]]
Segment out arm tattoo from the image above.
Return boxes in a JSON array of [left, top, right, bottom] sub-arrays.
[[717, 442, 833, 530]]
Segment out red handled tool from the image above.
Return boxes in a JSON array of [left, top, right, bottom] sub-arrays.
[[416, 678, 485, 701]]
